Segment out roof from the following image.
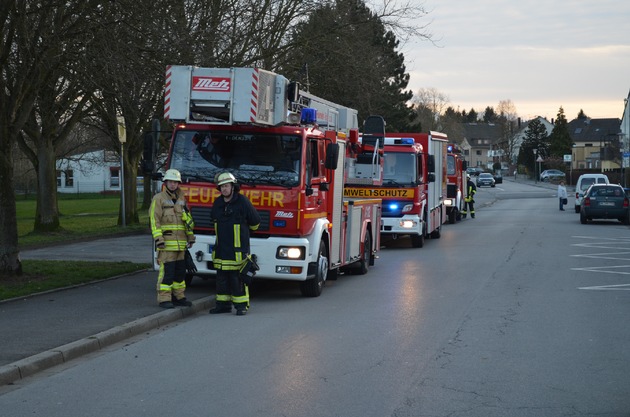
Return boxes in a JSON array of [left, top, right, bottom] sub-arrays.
[[568, 118, 621, 144]]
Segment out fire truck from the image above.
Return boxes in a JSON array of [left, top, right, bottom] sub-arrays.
[[445, 143, 468, 224], [148, 66, 382, 297], [344, 132, 448, 248]]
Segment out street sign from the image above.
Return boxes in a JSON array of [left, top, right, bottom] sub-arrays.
[[564, 154, 572, 162], [536, 156, 544, 163]]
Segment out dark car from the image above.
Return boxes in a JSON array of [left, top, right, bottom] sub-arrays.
[[476, 172, 495, 187], [466, 167, 483, 177], [580, 184, 630, 225]]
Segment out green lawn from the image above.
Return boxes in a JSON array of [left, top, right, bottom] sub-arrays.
[[17, 193, 150, 248], [0, 194, 153, 301]]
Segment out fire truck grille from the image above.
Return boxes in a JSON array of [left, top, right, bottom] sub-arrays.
[[190, 206, 270, 231], [447, 184, 457, 198]]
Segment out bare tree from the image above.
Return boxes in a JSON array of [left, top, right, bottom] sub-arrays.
[[0, 0, 100, 275], [412, 87, 450, 131]]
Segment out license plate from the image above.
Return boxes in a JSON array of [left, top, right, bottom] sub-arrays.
[[599, 202, 615, 206]]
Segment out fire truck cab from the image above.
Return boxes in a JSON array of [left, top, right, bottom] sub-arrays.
[[148, 66, 382, 297]]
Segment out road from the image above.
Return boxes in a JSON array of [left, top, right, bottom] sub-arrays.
[[1, 179, 630, 416]]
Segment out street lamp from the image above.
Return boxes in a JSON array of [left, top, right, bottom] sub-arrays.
[[117, 116, 127, 227]]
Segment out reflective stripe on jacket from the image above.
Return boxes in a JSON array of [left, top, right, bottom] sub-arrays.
[[150, 188, 195, 251]]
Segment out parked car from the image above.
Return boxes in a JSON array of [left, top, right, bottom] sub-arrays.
[[540, 169, 565, 182], [466, 167, 484, 177], [580, 184, 630, 224], [476, 172, 495, 187], [574, 173, 609, 213]]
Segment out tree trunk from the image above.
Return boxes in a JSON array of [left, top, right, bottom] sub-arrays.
[[0, 139, 22, 276], [119, 150, 140, 226], [34, 139, 60, 232]]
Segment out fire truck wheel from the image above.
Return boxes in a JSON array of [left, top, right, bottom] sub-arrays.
[[449, 209, 457, 224], [300, 240, 327, 297], [354, 231, 372, 275]]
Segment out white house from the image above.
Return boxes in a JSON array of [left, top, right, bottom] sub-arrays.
[[56, 150, 142, 193]]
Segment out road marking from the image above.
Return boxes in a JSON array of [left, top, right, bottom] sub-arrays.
[[578, 284, 630, 290], [572, 236, 630, 290]]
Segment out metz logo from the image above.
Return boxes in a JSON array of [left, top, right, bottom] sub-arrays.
[[192, 76, 231, 92], [275, 211, 294, 218]]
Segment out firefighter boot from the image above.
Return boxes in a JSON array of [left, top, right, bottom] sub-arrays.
[[159, 301, 174, 309], [209, 301, 232, 314], [173, 297, 192, 307]]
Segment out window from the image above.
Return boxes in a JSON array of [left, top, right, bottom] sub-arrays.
[[64, 170, 73, 187], [56, 170, 62, 187], [110, 167, 120, 187]]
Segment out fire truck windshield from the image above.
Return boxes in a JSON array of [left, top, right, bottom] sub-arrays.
[[169, 130, 302, 187], [383, 152, 416, 185]]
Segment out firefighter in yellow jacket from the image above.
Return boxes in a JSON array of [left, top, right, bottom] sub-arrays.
[[150, 169, 196, 308], [461, 174, 477, 219]]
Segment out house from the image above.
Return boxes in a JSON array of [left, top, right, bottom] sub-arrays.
[[56, 149, 143, 194], [568, 117, 621, 170], [460, 123, 503, 169]]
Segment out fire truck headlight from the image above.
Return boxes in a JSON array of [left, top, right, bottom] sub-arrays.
[[444, 199, 454, 207], [400, 220, 417, 228], [277, 246, 305, 260], [401, 204, 413, 213]]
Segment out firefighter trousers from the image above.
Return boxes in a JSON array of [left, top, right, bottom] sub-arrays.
[[156, 250, 187, 303], [462, 200, 475, 217], [215, 269, 249, 311]]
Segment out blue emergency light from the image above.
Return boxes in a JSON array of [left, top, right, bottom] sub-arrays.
[[447, 145, 453, 152], [400, 138, 414, 144], [389, 203, 399, 210], [301, 108, 317, 124]]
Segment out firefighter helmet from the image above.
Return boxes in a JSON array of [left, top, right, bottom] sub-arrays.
[[216, 172, 237, 187], [163, 169, 182, 182]]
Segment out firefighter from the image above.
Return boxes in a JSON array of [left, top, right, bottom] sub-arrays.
[[462, 174, 477, 219], [209, 172, 261, 316], [150, 169, 196, 308]]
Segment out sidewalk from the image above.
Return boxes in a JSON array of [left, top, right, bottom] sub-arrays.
[[0, 235, 217, 386]]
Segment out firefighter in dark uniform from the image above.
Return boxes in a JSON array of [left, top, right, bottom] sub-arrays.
[[209, 172, 261, 316], [462, 174, 477, 218], [150, 169, 196, 308]]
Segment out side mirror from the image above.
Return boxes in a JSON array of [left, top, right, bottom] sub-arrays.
[[325, 143, 339, 169], [427, 173, 436, 183]]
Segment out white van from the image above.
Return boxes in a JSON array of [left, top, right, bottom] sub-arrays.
[[574, 173, 609, 212]]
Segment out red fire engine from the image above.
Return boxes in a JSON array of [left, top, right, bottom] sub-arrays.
[[445, 143, 468, 224], [344, 132, 448, 248], [149, 66, 382, 297]]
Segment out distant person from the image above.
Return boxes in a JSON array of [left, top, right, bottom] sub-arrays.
[[557, 180, 568, 211], [209, 172, 261, 316], [150, 169, 196, 309], [462, 174, 477, 218]]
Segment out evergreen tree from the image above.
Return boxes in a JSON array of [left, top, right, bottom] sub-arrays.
[[577, 109, 588, 120], [483, 106, 498, 123], [517, 118, 549, 177], [282, 0, 415, 131], [549, 107, 573, 158], [465, 108, 478, 122]]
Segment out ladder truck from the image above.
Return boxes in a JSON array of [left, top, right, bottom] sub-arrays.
[[146, 66, 382, 297]]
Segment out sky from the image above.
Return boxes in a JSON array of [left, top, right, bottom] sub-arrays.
[[400, 0, 630, 122]]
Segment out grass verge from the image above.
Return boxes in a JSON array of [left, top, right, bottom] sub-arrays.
[[0, 260, 151, 301]]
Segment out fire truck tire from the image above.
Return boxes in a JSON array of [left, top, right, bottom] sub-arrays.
[[355, 231, 372, 275], [411, 231, 424, 248], [300, 240, 327, 297], [448, 208, 457, 224]]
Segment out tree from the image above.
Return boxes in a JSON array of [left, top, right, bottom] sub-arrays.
[[482, 106, 498, 123], [496, 99, 519, 165], [517, 118, 549, 177], [463, 108, 478, 122], [549, 107, 572, 158], [577, 109, 588, 120], [411, 87, 450, 132], [282, 0, 430, 131], [1, 1, 100, 275]]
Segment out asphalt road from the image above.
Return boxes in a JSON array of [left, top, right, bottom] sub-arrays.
[[2, 177, 629, 416]]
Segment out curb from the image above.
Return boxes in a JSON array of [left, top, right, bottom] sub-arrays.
[[0, 296, 214, 386]]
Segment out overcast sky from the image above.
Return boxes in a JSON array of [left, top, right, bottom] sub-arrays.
[[401, 0, 630, 122]]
